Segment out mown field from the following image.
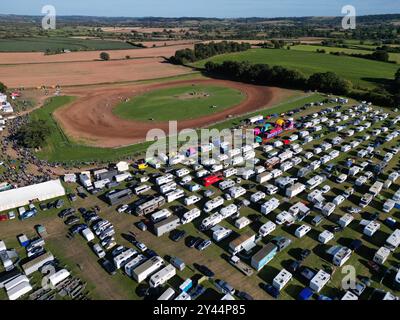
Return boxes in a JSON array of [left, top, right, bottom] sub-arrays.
[[32, 91, 312, 163], [291, 44, 400, 64], [193, 48, 399, 89], [0, 37, 136, 52], [113, 84, 246, 121]]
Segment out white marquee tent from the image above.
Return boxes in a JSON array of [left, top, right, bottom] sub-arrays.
[[0, 180, 66, 211]]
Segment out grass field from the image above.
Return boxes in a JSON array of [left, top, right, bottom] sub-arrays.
[[32, 91, 312, 163], [193, 48, 399, 89], [291, 44, 400, 64], [113, 84, 246, 121], [0, 37, 136, 52]]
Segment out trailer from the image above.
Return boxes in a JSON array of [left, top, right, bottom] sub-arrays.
[[149, 264, 176, 288], [373, 247, 391, 265], [159, 182, 177, 194], [155, 174, 174, 186], [310, 270, 330, 293], [369, 181, 384, 197], [212, 225, 233, 242], [132, 256, 165, 283], [158, 287, 176, 300], [223, 168, 237, 178], [181, 208, 201, 224], [385, 229, 400, 251], [114, 249, 137, 269], [228, 186, 246, 199], [49, 269, 70, 287], [229, 255, 254, 276], [235, 217, 251, 230], [200, 213, 223, 231], [364, 221, 381, 237], [135, 196, 165, 216], [204, 196, 224, 213], [273, 269, 292, 291], [220, 204, 238, 219], [219, 179, 235, 191], [134, 184, 151, 195], [21, 252, 54, 276], [261, 198, 280, 215], [166, 189, 185, 203], [286, 183, 306, 198], [184, 195, 201, 206], [125, 254, 147, 277], [257, 172, 273, 184], [151, 209, 172, 223]]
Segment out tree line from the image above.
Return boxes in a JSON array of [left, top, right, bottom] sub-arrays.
[[204, 60, 400, 107], [15, 120, 52, 149], [169, 41, 251, 64]]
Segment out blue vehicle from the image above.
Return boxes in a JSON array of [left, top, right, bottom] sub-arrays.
[[19, 209, 38, 221], [190, 285, 206, 300], [298, 287, 313, 300], [317, 295, 332, 301]]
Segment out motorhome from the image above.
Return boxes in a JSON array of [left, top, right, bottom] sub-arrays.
[[184, 195, 202, 206], [228, 186, 247, 199], [319, 230, 334, 244], [114, 249, 137, 269], [125, 255, 147, 277], [273, 269, 292, 291], [359, 193, 373, 208], [369, 181, 384, 197], [204, 196, 225, 213], [294, 225, 311, 238], [135, 196, 166, 216], [223, 168, 237, 178], [220, 204, 239, 219], [211, 225, 233, 242], [364, 221, 381, 237], [385, 229, 400, 251], [306, 175, 324, 190], [175, 168, 190, 178], [132, 256, 165, 283], [373, 247, 391, 265], [166, 189, 185, 203], [159, 182, 177, 194], [275, 211, 295, 226], [181, 208, 201, 224], [383, 199, 395, 213], [261, 198, 280, 215], [151, 209, 172, 224], [250, 191, 266, 203], [155, 174, 174, 186], [134, 184, 152, 195], [286, 183, 306, 198], [200, 213, 223, 231], [149, 264, 176, 288], [257, 172, 273, 184], [219, 179, 235, 191], [338, 214, 354, 228], [310, 270, 330, 293], [259, 221, 276, 237]]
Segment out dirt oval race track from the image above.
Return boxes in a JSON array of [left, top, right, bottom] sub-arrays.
[[55, 79, 291, 148]]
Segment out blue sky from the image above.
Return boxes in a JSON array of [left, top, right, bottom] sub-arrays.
[[1, 0, 399, 18]]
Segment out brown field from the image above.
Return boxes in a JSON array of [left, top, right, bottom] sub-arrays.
[[55, 78, 293, 148], [0, 57, 194, 88], [0, 43, 194, 65], [101, 26, 195, 33]]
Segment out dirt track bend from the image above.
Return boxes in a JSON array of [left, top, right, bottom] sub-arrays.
[[55, 78, 290, 148]]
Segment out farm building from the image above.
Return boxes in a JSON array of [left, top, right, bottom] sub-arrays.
[[0, 180, 66, 211]]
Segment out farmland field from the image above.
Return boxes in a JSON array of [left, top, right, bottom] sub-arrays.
[[113, 84, 246, 121], [291, 44, 400, 64], [193, 48, 399, 89], [0, 37, 136, 52]]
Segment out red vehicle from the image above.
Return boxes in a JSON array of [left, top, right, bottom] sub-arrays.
[[203, 173, 224, 187], [0, 215, 8, 222]]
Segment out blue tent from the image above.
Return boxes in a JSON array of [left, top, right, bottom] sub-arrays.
[[298, 287, 313, 300]]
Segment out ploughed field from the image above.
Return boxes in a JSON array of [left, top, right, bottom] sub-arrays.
[[193, 48, 399, 89], [112, 84, 246, 121]]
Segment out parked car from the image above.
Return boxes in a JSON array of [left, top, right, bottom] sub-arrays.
[[92, 244, 106, 258], [299, 249, 311, 261], [101, 259, 117, 275], [196, 239, 212, 251], [195, 264, 215, 277], [65, 216, 80, 226], [237, 291, 254, 300], [261, 283, 280, 299], [171, 230, 186, 242], [215, 280, 235, 295], [136, 221, 147, 231]]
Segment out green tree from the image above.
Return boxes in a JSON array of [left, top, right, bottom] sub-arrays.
[[308, 72, 352, 95], [16, 120, 52, 149], [0, 81, 6, 93], [100, 52, 110, 61]]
